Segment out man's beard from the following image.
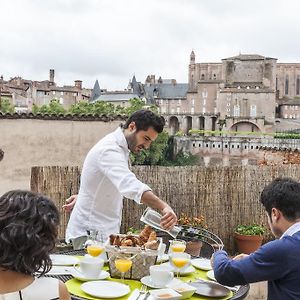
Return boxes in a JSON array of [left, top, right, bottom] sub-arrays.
[[127, 132, 138, 153]]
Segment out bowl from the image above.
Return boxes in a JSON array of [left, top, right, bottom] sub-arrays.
[[150, 288, 181, 300], [166, 282, 197, 299]]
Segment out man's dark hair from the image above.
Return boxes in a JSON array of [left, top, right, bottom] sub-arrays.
[[260, 177, 300, 221], [0, 190, 59, 276], [123, 109, 165, 133]]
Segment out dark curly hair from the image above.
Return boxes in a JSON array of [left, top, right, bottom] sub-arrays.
[[260, 177, 300, 221], [0, 190, 59, 276], [123, 109, 165, 133]]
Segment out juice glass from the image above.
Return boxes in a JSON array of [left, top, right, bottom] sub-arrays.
[[115, 254, 133, 284], [169, 239, 186, 253], [169, 252, 191, 278]]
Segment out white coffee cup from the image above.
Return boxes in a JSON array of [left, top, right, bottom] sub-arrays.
[[75, 257, 104, 278], [149, 265, 174, 287]]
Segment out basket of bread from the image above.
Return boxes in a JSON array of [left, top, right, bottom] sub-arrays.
[[105, 225, 161, 280]]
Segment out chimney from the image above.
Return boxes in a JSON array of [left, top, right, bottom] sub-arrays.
[[75, 80, 82, 89], [50, 69, 55, 82]]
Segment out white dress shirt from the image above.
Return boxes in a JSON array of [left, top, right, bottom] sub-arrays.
[[66, 127, 151, 242], [280, 221, 300, 239]]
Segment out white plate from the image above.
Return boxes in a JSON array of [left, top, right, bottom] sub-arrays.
[[206, 270, 216, 281], [71, 268, 110, 281], [160, 262, 196, 275], [50, 254, 79, 266], [140, 276, 182, 289], [81, 281, 130, 298], [191, 258, 212, 271], [46, 266, 73, 275], [157, 254, 169, 263]]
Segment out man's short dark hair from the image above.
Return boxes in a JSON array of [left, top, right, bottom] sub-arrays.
[[260, 177, 300, 221], [0, 190, 59, 276], [123, 109, 165, 133]]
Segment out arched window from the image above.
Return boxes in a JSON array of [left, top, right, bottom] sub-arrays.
[[285, 75, 289, 95], [296, 75, 300, 95]]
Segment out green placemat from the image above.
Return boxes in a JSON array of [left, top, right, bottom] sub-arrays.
[[66, 267, 232, 300]]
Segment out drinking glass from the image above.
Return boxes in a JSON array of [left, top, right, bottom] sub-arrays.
[[85, 230, 105, 258], [169, 239, 186, 253], [169, 252, 191, 278], [114, 254, 133, 284]]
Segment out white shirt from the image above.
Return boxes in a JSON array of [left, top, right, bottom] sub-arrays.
[[66, 127, 151, 242], [0, 277, 59, 300]]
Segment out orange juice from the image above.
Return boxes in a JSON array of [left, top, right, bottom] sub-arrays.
[[87, 245, 104, 257], [115, 259, 132, 273], [171, 244, 186, 252], [172, 257, 188, 268]]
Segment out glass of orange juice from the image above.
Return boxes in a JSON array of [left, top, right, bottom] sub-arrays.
[[115, 254, 133, 284], [169, 252, 191, 278], [85, 230, 105, 258], [169, 239, 186, 253]]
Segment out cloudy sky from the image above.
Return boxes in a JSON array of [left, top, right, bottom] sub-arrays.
[[0, 0, 299, 90]]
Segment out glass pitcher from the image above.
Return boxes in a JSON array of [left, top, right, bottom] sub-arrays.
[[140, 207, 181, 238]]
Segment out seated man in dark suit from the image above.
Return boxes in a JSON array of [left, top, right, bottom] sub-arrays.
[[212, 177, 300, 300]]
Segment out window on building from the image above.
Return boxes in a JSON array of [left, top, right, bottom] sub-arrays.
[[250, 105, 257, 117], [203, 98, 206, 105], [276, 77, 278, 90], [285, 75, 289, 95], [178, 99, 181, 105], [61, 91, 64, 96], [203, 107, 206, 113], [171, 108, 175, 114], [227, 108, 230, 112], [52, 91, 55, 95], [177, 107, 180, 114], [213, 74, 216, 80], [296, 76, 300, 95], [233, 105, 240, 117], [191, 107, 195, 114], [191, 98, 195, 106], [201, 74, 205, 80], [59, 97, 63, 104], [160, 99, 163, 105]]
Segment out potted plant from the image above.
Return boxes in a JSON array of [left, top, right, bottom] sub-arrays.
[[234, 224, 265, 254], [177, 214, 207, 256]]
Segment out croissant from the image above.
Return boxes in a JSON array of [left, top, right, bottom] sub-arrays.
[[147, 231, 157, 242], [139, 225, 152, 242], [144, 240, 160, 250]]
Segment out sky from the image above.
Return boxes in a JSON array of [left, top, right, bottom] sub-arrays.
[[0, 0, 300, 90]]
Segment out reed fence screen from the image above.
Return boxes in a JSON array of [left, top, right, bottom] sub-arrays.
[[31, 165, 300, 253]]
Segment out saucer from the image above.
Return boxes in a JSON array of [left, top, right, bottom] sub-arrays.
[[140, 276, 182, 289], [70, 268, 110, 281]]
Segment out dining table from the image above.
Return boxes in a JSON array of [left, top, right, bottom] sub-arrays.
[[46, 249, 250, 300]]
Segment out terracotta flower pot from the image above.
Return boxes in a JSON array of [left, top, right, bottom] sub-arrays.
[[185, 240, 202, 257], [234, 232, 263, 254]]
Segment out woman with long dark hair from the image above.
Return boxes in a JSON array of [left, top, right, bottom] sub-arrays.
[[0, 190, 70, 300]]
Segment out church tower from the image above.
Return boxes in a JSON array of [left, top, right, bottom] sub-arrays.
[[189, 50, 196, 91]]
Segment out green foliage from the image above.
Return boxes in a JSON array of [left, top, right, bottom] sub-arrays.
[[126, 227, 141, 234], [131, 130, 169, 166], [125, 97, 158, 115], [235, 224, 265, 236], [32, 99, 66, 115], [0, 97, 15, 113], [175, 130, 184, 137], [274, 132, 300, 139]]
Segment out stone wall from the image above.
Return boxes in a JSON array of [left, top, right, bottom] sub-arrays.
[[0, 118, 121, 195]]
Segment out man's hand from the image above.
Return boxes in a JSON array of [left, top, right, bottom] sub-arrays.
[[62, 194, 77, 213], [233, 253, 249, 260], [160, 206, 177, 231]]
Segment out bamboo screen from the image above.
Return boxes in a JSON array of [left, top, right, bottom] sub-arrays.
[[31, 165, 300, 253]]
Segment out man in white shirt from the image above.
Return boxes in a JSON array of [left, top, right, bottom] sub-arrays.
[[65, 110, 177, 246]]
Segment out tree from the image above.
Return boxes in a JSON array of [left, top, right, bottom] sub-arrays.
[[32, 99, 65, 115], [0, 97, 15, 113], [131, 130, 169, 165]]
